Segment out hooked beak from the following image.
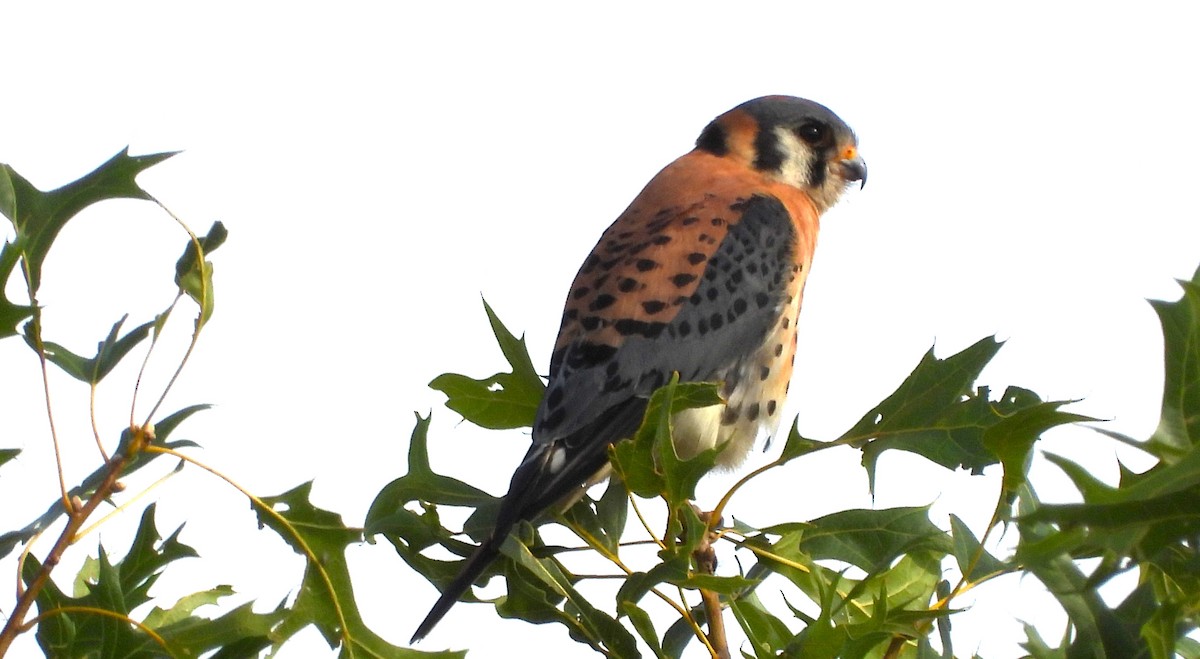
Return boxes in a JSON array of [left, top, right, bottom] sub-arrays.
[[843, 157, 867, 189], [837, 145, 867, 189]]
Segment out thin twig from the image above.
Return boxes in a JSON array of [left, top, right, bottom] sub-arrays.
[[0, 427, 144, 656], [883, 635, 907, 659], [699, 589, 730, 659], [692, 511, 729, 659]]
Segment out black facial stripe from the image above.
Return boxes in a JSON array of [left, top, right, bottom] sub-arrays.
[[808, 150, 826, 187], [752, 126, 784, 171], [695, 122, 728, 155]]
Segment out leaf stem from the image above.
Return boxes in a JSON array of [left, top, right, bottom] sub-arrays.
[[134, 197, 209, 427], [89, 383, 111, 463], [21, 605, 169, 650], [20, 264, 70, 511]]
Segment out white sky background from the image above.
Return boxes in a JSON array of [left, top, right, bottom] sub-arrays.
[[3, 2, 1200, 657]]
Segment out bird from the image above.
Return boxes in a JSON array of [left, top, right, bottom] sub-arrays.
[[412, 95, 865, 642]]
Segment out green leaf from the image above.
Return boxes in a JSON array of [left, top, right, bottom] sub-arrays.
[[0, 448, 18, 470], [982, 400, 1096, 508], [21, 504, 283, 658], [22, 314, 153, 383], [151, 404, 213, 445], [158, 602, 282, 658], [1090, 444, 1200, 505], [948, 514, 1006, 582], [609, 376, 723, 504], [785, 569, 849, 659], [0, 149, 176, 337], [495, 538, 565, 626], [730, 590, 793, 659], [1027, 446, 1200, 558], [368, 413, 497, 514], [174, 221, 226, 326], [1021, 623, 1069, 659], [744, 526, 944, 638], [778, 417, 823, 464], [258, 482, 455, 657], [1178, 637, 1200, 659], [654, 380, 724, 512], [620, 601, 668, 659], [429, 299, 546, 429], [595, 472, 629, 549], [841, 338, 1003, 491], [0, 163, 15, 220], [499, 532, 639, 658], [788, 506, 953, 574], [1041, 451, 1118, 501], [560, 475, 628, 554], [142, 585, 235, 628], [1147, 265, 1200, 461], [616, 555, 690, 606], [174, 220, 227, 282], [366, 414, 507, 604], [1016, 484, 1127, 659]]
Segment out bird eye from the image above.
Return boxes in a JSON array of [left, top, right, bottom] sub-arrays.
[[796, 122, 826, 145]]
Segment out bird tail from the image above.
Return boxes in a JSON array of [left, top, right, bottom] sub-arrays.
[[410, 533, 504, 643], [410, 397, 649, 642]]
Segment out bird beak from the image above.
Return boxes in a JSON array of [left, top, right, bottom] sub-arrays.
[[837, 146, 867, 189]]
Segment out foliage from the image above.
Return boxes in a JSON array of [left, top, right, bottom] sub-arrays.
[[369, 281, 1200, 657], [0, 152, 452, 658], [3, 149, 1198, 658]]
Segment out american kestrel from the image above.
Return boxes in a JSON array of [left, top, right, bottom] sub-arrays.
[[413, 95, 865, 641]]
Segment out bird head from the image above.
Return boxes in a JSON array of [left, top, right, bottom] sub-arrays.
[[695, 95, 866, 213]]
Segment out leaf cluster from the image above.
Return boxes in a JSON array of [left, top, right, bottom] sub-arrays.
[[369, 273, 1200, 657], [0, 152, 453, 658]]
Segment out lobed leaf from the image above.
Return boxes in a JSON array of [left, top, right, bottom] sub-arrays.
[[0, 149, 176, 337], [1147, 264, 1200, 461], [842, 338, 1003, 491], [783, 506, 953, 574], [428, 299, 545, 429], [258, 482, 454, 657], [982, 400, 1096, 510], [22, 504, 287, 658], [22, 314, 153, 383]]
